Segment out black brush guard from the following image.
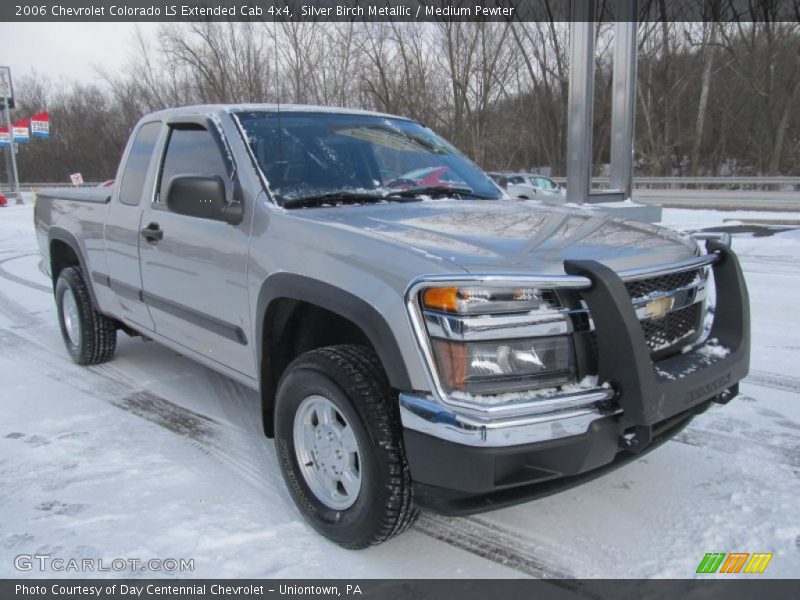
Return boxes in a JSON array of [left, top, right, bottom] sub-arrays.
[[564, 239, 750, 452]]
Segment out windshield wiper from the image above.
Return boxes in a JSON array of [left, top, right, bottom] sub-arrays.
[[279, 185, 491, 209], [279, 189, 430, 209], [279, 191, 387, 209], [385, 185, 493, 200]]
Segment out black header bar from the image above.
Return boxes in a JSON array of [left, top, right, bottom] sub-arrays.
[[4, 0, 800, 23]]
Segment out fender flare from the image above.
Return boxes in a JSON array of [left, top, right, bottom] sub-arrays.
[[48, 227, 101, 307], [255, 273, 412, 392]]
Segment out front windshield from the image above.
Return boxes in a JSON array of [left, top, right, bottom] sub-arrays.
[[234, 111, 501, 205]]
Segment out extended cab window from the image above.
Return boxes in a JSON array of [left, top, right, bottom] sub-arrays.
[[157, 126, 230, 205], [118, 121, 161, 206]]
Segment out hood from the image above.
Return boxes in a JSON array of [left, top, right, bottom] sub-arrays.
[[289, 200, 697, 276]]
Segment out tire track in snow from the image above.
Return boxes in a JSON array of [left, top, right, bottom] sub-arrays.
[[0, 253, 52, 294], [0, 289, 44, 328], [0, 324, 276, 497], [415, 514, 599, 587], [740, 254, 800, 266], [673, 427, 800, 468], [746, 370, 800, 395]]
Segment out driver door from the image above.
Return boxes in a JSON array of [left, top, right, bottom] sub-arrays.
[[138, 119, 256, 380]]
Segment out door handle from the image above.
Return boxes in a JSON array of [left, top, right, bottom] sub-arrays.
[[141, 223, 163, 243]]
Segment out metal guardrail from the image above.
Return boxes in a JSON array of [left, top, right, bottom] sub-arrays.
[[548, 176, 799, 191], [13, 182, 103, 191]]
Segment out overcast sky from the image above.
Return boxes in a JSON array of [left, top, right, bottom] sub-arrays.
[[0, 23, 160, 86]]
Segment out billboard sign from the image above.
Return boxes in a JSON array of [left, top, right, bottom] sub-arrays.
[[13, 119, 30, 142], [31, 112, 50, 138]]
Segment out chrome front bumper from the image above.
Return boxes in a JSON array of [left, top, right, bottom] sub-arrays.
[[399, 387, 618, 448]]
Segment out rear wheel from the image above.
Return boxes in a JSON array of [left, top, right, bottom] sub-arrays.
[[275, 345, 419, 548], [55, 266, 117, 365]]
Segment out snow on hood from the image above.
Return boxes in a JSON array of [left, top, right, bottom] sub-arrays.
[[289, 199, 698, 276]]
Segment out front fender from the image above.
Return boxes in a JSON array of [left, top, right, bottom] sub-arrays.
[[255, 273, 412, 392]]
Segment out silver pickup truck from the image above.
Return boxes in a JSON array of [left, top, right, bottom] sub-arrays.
[[34, 105, 750, 549]]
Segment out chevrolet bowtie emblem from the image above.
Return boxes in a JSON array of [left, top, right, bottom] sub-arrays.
[[644, 296, 675, 319]]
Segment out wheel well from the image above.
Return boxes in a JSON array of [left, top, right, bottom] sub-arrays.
[[260, 299, 377, 437], [50, 239, 81, 286]]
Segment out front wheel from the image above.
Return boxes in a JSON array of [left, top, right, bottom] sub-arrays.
[[274, 345, 419, 549], [55, 266, 117, 365]]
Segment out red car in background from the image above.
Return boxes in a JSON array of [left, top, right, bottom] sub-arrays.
[[386, 166, 468, 190]]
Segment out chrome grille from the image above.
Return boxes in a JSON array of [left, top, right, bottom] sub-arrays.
[[624, 268, 699, 299], [640, 302, 703, 353], [626, 268, 705, 356], [583, 267, 707, 361]]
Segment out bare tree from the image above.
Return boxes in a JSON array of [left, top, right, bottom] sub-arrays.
[[717, 20, 800, 174], [687, 21, 717, 176]]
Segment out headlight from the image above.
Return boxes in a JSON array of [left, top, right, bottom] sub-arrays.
[[418, 285, 577, 397], [431, 336, 575, 396]]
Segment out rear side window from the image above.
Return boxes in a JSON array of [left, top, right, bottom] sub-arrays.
[[118, 122, 161, 206], [157, 127, 230, 204]]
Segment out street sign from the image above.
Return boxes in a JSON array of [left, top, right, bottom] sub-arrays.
[[70, 173, 84, 186], [0, 66, 15, 110]]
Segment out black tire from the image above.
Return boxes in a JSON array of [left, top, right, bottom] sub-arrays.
[[274, 345, 419, 549], [55, 266, 117, 365]]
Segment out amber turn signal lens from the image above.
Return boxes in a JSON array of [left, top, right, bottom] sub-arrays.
[[431, 339, 468, 391], [422, 287, 459, 312]]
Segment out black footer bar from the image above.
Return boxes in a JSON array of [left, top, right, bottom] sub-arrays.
[[2, 579, 798, 600]]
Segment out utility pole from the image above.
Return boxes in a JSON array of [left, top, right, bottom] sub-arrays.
[[0, 66, 22, 204], [608, 1, 638, 200], [565, 1, 596, 205], [566, 0, 638, 205], [2, 103, 22, 204]]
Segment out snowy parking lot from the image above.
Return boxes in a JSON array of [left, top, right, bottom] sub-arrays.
[[0, 201, 798, 579]]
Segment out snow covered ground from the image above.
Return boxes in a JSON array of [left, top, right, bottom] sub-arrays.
[[0, 202, 798, 579]]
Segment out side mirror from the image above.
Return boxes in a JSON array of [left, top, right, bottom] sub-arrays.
[[166, 175, 242, 225]]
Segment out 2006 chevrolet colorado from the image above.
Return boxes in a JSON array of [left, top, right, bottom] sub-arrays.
[[35, 105, 750, 548]]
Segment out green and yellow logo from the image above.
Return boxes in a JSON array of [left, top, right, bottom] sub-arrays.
[[696, 552, 773, 574]]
